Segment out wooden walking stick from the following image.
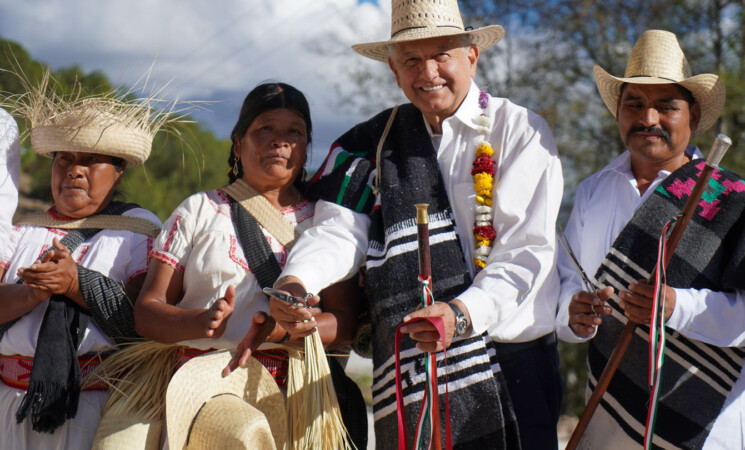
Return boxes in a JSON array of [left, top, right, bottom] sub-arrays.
[[414, 203, 442, 450], [566, 134, 733, 450]]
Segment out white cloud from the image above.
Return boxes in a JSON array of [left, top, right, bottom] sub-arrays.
[[0, 0, 392, 167]]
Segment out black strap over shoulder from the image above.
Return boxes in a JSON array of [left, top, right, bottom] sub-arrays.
[[228, 197, 282, 289]]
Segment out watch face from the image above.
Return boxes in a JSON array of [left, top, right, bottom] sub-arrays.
[[456, 318, 468, 335]]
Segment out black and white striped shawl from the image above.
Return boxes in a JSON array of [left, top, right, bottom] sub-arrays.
[[586, 160, 745, 448], [309, 104, 519, 449]]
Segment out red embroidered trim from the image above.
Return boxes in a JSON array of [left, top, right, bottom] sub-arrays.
[[47, 208, 75, 221], [150, 250, 185, 273], [210, 190, 232, 218], [48, 228, 68, 237], [0, 353, 109, 391], [36, 244, 50, 261], [162, 216, 182, 253], [228, 235, 250, 272], [76, 244, 90, 264]]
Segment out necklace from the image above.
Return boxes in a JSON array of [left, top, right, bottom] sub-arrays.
[[472, 90, 497, 271]]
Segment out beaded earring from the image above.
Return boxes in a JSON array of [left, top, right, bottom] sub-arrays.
[[232, 157, 240, 177]]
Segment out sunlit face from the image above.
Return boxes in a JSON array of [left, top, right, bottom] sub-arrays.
[[51, 152, 124, 218], [235, 108, 308, 191], [388, 35, 479, 130], [616, 83, 700, 164]]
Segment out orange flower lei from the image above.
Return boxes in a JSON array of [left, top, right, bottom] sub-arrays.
[[472, 90, 496, 270]]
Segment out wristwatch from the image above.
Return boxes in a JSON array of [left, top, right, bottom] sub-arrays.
[[449, 302, 469, 337]]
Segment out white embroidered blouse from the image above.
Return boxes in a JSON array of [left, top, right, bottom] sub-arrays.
[[150, 188, 314, 350]]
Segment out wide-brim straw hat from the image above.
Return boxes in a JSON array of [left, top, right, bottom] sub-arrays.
[[0, 68, 188, 168], [30, 102, 154, 167], [165, 350, 287, 450], [352, 0, 504, 62], [594, 29, 725, 134]]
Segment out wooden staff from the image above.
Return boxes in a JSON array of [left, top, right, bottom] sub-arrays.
[[415, 203, 442, 450], [416, 203, 432, 280], [566, 134, 732, 450]]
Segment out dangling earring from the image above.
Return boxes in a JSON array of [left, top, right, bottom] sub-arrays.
[[232, 157, 240, 177]]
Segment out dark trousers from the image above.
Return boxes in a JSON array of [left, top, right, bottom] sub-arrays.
[[497, 334, 562, 450]]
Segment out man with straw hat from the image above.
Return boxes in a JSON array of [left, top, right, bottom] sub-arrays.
[[0, 70, 176, 449], [0, 107, 20, 253], [556, 29, 745, 448], [271, 0, 564, 447]]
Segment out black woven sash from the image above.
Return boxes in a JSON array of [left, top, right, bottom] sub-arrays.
[[309, 104, 519, 449], [228, 197, 281, 289], [588, 160, 745, 448], [226, 193, 368, 449], [14, 202, 138, 433]]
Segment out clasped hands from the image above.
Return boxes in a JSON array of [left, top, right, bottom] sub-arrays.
[[17, 237, 81, 302], [568, 282, 677, 337]]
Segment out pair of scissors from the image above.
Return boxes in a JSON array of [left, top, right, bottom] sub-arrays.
[[262, 287, 313, 309], [557, 224, 603, 317]]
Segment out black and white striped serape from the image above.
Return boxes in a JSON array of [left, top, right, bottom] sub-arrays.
[[585, 160, 745, 449], [309, 103, 519, 449]]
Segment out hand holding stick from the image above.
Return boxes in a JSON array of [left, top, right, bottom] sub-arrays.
[[566, 134, 732, 449]]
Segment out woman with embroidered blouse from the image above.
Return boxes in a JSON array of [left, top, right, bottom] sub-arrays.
[[133, 83, 364, 447], [135, 82, 358, 358], [0, 82, 166, 449]]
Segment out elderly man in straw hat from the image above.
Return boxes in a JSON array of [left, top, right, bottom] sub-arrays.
[[0, 71, 173, 449], [0, 107, 20, 253], [556, 29, 745, 448], [270, 0, 564, 447]]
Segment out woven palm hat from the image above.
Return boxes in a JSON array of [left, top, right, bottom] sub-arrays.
[[165, 350, 287, 450], [594, 29, 725, 134], [352, 0, 504, 62], [30, 101, 155, 167], [91, 414, 162, 450], [0, 68, 187, 167]]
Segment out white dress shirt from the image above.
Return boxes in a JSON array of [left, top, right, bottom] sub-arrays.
[[555, 147, 745, 449], [282, 81, 563, 343], [0, 108, 20, 256]]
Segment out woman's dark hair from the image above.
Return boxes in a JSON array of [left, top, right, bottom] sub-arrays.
[[227, 82, 312, 188]]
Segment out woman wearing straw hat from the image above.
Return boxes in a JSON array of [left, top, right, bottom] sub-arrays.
[[131, 82, 365, 449], [0, 72, 169, 449]]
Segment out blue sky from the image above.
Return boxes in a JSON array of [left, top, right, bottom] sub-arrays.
[[0, 0, 392, 168]]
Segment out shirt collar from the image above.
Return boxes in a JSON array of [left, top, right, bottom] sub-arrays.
[[423, 80, 483, 136], [602, 144, 703, 181]]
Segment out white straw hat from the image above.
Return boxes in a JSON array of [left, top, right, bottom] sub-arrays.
[[165, 350, 287, 450], [594, 29, 725, 134], [1, 68, 187, 167], [352, 0, 504, 62], [30, 104, 155, 167]]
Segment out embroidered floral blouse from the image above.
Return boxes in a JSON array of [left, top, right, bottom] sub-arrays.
[[150, 188, 314, 350]]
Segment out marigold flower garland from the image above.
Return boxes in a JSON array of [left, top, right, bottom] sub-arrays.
[[472, 90, 497, 270]]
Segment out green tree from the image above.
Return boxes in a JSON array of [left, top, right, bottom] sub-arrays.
[[0, 36, 230, 221]]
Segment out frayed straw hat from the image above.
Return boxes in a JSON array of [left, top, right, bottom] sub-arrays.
[[165, 350, 287, 450], [594, 29, 725, 134], [352, 0, 504, 62], [1, 68, 187, 167]]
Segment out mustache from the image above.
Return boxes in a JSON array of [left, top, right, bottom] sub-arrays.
[[626, 126, 672, 145]]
